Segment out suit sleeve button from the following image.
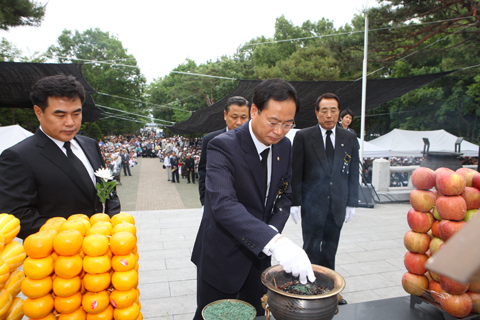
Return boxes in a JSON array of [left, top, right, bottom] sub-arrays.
[[330, 182, 333, 185], [327, 196, 330, 199]]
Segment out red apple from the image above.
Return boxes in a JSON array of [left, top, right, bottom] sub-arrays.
[[402, 272, 429, 296], [467, 291, 480, 313], [464, 209, 480, 222], [430, 279, 446, 303], [432, 189, 442, 199], [438, 219, 466, 242], [404, 230, 430, 254], [440, 275, 470, 295], [470, 280, 480, 293], [436, 170, 467, 196], [440, 292, 473, 318], [429, 270, 440, 282], [472, 173, 480, 190], [431, 220, 440, 237], [412, 167, 437, 190], [429, 237, 444, 255], [404, 251, 429, 275], [436, 195, 467, 221], [410, 189, 437, 212], [407, 209, 434, 233], [461, 187, 480, 210], [457, 168, 477, 187], [436, 167, 454, 174]]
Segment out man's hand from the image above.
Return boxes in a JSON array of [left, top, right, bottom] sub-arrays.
[[345, 206, 355, 223], [290, 206, 301, 224], [270, 237, 315, 284]]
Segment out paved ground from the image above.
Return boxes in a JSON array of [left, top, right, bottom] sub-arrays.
[[115, 158, 411, 320]]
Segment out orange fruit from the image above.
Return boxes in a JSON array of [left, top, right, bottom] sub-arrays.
[[28, 313, 57, 320], [82, 290, 109, 315], [68, 214, 90, 221], [24, 231, 54, 258], [132, 245, 138, 254], [58, 306, 87, 320], [109, 232, 136, 256], [40, 219, 64, 233], [110, 288, 137, 309], [111, 222, 136, 236], [55, 291, 83, 314], [111, 270, 138, 291], [86, 225, 111, 237], [46, 217, 67, 224], [23, 294, 54, 319], [83, 255, 111, 274], [82, 235, 109, 257], [137, 312, 143, 320], [91, 221, 113, 234], [53, 275, 82, 297], [55, 254, 83, 279], [83, 272, 111, 292], [110, 213, 134, 227], [111, 253, 136, 272], [54, 230, 83, 256], [112, 301, 140, 320], [86, 304, 113, 320], [58, 220, 87, 236], [23, 255, 55, 280], [136, 287, 140, 298], [21, 275, 53, 299], [90, 214, 110, 225]]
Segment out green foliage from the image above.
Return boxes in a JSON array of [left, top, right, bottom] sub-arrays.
[[81, 122, 104, 141], [0, 0, 46, 30], [47, 28, 147, 135]]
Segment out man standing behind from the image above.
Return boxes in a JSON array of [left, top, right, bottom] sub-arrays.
[[192, 79, 315, 319], [291, 93, 359, 305], [121, 149, 132, 176], [170, 151, 180, 183], [184, 153, 195, 184], [164, 151, 171, 181], [0, 74, 121, 239], [198, 96, 249, 205]]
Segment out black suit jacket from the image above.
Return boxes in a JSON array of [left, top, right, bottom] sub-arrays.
[[191, 122, 292, 294], [184, 158, 194, 170], [198, 128, 227, 205], [292, 125, 359, 230], [0, 129, 121, 239]]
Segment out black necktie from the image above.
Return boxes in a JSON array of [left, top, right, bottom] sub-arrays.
[[260, 148, 270, 197], [64, 141, 94, 196], [325, 130, 334, 173]]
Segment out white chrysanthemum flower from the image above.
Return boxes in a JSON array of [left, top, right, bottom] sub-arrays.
[[94, 168, 113, 181]]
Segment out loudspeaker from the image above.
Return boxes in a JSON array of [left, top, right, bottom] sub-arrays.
[[358, 185, 375, 208]]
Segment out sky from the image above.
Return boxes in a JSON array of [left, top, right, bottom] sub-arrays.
[[2, 0, 376, 83]]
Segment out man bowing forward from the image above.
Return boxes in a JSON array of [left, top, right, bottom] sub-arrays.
[[191, 79, 315, 318]]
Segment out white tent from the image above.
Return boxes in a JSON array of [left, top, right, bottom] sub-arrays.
[[285, 129, 390, 158], [0, 125, 34, 154], [368, 129, 479, 157]]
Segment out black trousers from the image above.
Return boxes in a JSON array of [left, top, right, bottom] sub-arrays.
[[123, 162, 131, 176], [171, 169, 179, 182], [302, 208, 343, 270], [186, 169, 195, 183], [193, 258, 269, 320]]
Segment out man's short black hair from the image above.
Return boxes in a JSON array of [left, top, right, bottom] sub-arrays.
[[315, 93, 340, 111], [30, 74, 86, 111], [225, 96, 249, 114], [252, 78, 299, 114], [340, 108, 354, 119]]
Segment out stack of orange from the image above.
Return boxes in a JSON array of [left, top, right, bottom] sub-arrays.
[[21, 212, 142, 320], [0, 213, 26, 320]]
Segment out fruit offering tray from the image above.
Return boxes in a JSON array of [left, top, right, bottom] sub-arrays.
[[410, 294, 480, 320]]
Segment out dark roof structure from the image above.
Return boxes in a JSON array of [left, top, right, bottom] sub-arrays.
[[0, 62, 101, 122], [169, 71, 453, 134]]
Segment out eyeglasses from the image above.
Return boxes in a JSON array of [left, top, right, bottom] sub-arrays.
[[258, 111, 296, 131]]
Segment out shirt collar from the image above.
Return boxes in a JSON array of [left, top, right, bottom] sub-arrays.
[[39, 126, 81, 151], [318, 124, 336, 139], [249, 120, 270, 155]]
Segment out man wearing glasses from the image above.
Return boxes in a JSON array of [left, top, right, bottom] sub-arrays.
[[191, 79, 315, 319], [291, 93, 359, 305]]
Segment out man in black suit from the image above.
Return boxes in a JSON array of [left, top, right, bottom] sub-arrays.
[[291, 93, 359, 305], [170, 151, 179, 183], [121, 149, 132, 176], [0, 74, 121, 239], [192, 79, 315, 319], [198, 96, 249, 205], [184, 153, 195, 184]]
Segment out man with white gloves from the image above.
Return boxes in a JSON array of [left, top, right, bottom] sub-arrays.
[[191, 79, 314, 319], [291, 93, 359, 305]]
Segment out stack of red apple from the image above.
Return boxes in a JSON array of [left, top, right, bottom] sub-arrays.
[[403, 166, 480, 318]]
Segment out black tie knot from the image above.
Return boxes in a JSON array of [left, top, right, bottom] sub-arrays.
[[63, 141, 71, 151], [326, 130, 332, 137]]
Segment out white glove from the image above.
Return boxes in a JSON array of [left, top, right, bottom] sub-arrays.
[[290, 206, 301, 224], [345, 206, 355, 223], [270, 237, 316, 284]]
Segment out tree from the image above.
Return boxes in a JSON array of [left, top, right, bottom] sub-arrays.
[[0, 0, 46, 30], [47, 28, 147, 135]]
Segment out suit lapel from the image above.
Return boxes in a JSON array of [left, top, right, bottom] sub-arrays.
[[311, 126, 330, 174], [239, 123, 264, 200], [75, 136, 101, 184], [35, 130, 94, 201]]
